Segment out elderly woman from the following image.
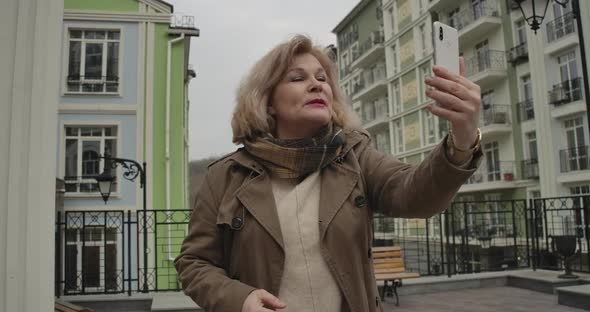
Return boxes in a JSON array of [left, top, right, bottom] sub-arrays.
[[175, 35, 482, 312]]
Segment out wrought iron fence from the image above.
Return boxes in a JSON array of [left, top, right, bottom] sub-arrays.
[[56, 196, 590, 296], [464, 50, 506, 77], [546, 12, 576, 43], [55, 209, 191, 297]]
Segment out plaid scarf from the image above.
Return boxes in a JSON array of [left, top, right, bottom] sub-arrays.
[[243, 124, 345, 179]]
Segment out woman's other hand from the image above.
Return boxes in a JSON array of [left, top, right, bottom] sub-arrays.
[[242, 289, 287, 312], [424, 56, 481, 149]]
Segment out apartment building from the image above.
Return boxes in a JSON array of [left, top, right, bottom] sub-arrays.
[[334, 0, 590, 203]]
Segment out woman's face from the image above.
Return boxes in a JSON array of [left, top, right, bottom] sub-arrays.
[[270, 53, 334, 139]]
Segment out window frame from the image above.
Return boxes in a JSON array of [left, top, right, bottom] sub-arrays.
[[62, 23, 125, 96], [61, 121, 122, 198]]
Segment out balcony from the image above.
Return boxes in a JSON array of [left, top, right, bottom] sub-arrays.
[[521, 159, 539, 179], [352, 64, 387, 101], [351, 30, 385, 70], [428, 0, 456, 12], [464, 50, 507, 87], [517, 99, 535, 122], [506, 42, 528, 66], [362, 99, 389, 130], [545, 12, 578, 55], [480, 104, 512, 137], [462, 161, 519, 192], [443, 4, 501, 46], [548, 78, 585, 118], [559, 146, 590, 173]]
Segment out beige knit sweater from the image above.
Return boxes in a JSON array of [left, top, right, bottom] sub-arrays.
[[270, 171, 343, 312]]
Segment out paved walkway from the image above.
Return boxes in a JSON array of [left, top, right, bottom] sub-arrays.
[[381, 286, 586, 312]]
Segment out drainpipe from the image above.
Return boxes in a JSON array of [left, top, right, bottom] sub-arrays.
[[166, 33, 185, 260]]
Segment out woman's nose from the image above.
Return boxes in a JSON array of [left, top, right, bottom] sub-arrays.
[[308, 78, 323, 93]]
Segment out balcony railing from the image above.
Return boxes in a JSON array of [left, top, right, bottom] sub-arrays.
[[481, 104, 510, 126], [517, 99, 534, 122], [560, 146, 590, 173], [446, 3, 499, 31], [362, 98, 389, 124], [548, 77, 584, 105], [467, 161, 517, 184], [352, 30, 384, 62], [464, 50, 506, 77], [546, 12, 576, 43], [522, 159, 539, 179], [352, 64, 386, 96], [506, 42, 528, 65]]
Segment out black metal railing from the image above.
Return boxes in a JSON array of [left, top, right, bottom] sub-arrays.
[[546, 12, 576, 43], [481, 104, 510, 126], [55, 209, 191, 297], [517, 99, 535, 122], [66, 75, 120, 93], [57, 196, 590, 296], [445, 3, 499, 31], [507, 42, 528, 65], [548, 77, 584, 105], [522, 159, 539, 179], [560, 145, 590, 173], [352, 30, 384, 62], [465, 50, 506, 77]]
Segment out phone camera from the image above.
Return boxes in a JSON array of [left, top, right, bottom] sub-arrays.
[[439, 26, 443, 41]]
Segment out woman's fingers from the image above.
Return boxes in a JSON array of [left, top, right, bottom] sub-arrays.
[[426, 104, 461, 123], [432, 64, 480, 92], [425, 89, 472, 113], [258, 289, 287, 309], [425, 76, 471, 101]]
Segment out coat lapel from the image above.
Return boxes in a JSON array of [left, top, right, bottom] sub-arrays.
[[319, 153, 359, 241], [236, 173, 285, 250]]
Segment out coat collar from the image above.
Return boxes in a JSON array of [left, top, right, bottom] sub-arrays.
[[226, 128, 367, 250]]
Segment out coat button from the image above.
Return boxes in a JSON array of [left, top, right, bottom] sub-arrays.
[[354, 195, 366, 208], [231, 217, 243, 229]]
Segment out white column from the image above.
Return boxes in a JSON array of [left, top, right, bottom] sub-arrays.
[[0, 0, 62, 311]]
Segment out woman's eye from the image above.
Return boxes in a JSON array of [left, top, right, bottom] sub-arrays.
[[291, 76, 304, 81], [317, 76, 327, 82]]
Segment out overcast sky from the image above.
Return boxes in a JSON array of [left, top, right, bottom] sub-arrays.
[[166, 0, 359, 160]]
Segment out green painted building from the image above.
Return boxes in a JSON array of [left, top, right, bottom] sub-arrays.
[[56, 0, 198, 294]]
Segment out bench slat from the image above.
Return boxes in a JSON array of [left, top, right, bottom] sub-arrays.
[[372, 251, 401, 258], [372, 258, 403, 264], [372, 246, 401, 252], [374, 267, 405, 274], [374, 262, 405, 270], [374, 272, 420, 281]]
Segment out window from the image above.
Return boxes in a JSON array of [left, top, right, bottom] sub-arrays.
[[526, 132, 538, 160], [392, 81, 401, 115], [66, 29, 121, 94], [484, 193, 502, 227], [558, 51, 578, 83], [391, 45, 398, 74], [448, 8, 461, 29], [393, 120, 404, 154], [520, 75, 534, 120], [570, 185, 590, 195], [423, 110, 436, 145], [565, 117, 587, 171], [419, 24, 427, 56], [363, 102, 376, 122], [481, 90, 494, 125], [472, 0, 488, 20], [515, 20, 527, 45], [484, 141, 500, 181], [375, 131, 390, 153], [389, 8, 396, 33], [476, 40, 490, 72], [64, 125, 118, 193]]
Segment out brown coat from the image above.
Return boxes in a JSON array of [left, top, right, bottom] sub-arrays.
[[174, 128, 480, 312]]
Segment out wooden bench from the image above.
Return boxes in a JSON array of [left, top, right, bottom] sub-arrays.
[[54, 299, 94, 312], [373, 246, 420, 306]]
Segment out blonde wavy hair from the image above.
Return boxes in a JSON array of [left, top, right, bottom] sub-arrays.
[[231, 34, 358, 144]]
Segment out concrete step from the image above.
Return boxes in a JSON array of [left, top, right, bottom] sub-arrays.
[[507, 270, 589, 294], [556, 284, 590, 311]]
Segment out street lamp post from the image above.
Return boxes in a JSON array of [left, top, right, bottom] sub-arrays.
[[95, 154, 149, 292], [514, 0, 590, 139]]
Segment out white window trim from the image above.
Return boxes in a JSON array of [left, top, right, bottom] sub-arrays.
[[62, 22, 125, 97], [60, 120, 123, 199]]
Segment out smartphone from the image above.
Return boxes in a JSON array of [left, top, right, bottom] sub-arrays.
[[433, 21, 459, 75]]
